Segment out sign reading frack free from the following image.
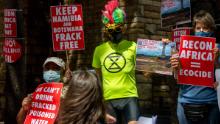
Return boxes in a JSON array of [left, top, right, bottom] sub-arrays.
[[50, 5, 84, 51]]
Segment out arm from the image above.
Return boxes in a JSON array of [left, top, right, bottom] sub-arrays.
[[17, 94, 32, 124], [106, 114, 116, 124], [214, 44, 219, 66], [214, 44, 219, 62], [170, 53, 180, 79], [94, 68, 117, 123], [17, 108, 28, 124], [95, 68, 102, 81]]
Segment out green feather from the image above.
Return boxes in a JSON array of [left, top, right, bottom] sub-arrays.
[[102, 16, 110, 25], [112, 8, 124, 24]]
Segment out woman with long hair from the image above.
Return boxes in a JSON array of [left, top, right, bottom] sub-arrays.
[[58, 70, 106, 124]]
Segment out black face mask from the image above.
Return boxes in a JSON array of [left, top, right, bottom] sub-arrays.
[[109, 31, 123, 44]]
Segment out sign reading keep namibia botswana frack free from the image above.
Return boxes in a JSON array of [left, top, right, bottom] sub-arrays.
[[178, 35, 216, 87], [50, 5, 84, 51]]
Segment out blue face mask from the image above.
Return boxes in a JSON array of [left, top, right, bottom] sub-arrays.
[[43, 70, 61, 83], [195, 31, 213, 37]]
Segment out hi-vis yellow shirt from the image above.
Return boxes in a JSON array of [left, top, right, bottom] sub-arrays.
[[92, 40, 138, 100]]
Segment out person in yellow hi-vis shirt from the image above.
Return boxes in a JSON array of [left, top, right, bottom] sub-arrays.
[[92, 0, 139, 124]]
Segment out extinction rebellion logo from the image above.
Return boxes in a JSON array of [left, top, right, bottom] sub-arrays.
[[104, 52, 126, 73]]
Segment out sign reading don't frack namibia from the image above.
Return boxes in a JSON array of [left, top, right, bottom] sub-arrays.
[[50, 5, 84, 51], [24, 83, 63, 124], [178, 35, 215, 87]]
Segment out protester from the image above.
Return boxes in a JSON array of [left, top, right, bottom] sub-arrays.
[[170, 10, 220, 124], [58, 70, 106, 124], [92, 0, 139, 123], [16, 57, 66, 124]]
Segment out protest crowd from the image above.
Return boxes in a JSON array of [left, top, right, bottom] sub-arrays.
[[1, 0, 220, 124]]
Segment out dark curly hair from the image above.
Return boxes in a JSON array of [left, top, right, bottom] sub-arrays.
[[58, 70, 106, 124]]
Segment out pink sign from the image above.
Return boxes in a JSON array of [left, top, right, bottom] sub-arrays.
[[24, 83, 63, 124], [178, 35, 215, 87], [172, 27, 191, 50], [4, 9, 17, 37], [50, 5, 84, 51], [3, 38, 22, 63]]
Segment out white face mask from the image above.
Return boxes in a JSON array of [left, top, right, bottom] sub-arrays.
[[43, 70, 61, 83]]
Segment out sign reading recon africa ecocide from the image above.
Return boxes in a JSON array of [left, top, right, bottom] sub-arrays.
[[24, 83, 63, 124], [50, 5, 84, 51], [178, 35, 215, 87]]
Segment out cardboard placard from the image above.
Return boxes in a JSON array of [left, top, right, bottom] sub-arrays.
[[4, 9, 17, 37], [136, 38, 175, 75], [24, 83, 63, 124], [178, 35, 215, 87], [3, 38, 22, 63], [50, 5, 84, 51]]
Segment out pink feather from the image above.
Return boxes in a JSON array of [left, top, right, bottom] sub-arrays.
[[102, 0, 119, 24]]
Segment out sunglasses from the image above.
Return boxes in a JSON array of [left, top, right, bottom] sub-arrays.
[[106, 26, 123, 33]]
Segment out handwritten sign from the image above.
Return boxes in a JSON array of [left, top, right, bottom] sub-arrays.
[[24, 83, 63, 124], [50, 5, 84, 51], [4, 9, 17, 37], [3, 38, 21, 63], [136, 38, 175, 75], [178, 35, 215, 87]]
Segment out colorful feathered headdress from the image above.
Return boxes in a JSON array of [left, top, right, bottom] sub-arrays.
[[102, 0, 126, 27]]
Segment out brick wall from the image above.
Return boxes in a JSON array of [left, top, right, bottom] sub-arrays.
[[122, 1, 178, 123], [79, 1, 178, 123]]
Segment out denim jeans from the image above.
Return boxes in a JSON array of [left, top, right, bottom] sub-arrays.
[[177, 102, 220, 124]]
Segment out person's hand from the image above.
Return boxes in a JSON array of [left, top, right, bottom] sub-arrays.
[[106, 114, 116, 124], [213, 45, 219, 60], [162, 38, 171, 43], [170, 53, 180, 69], [22, 94, 32, 111], [214, 82, 219, 90], [63, 69, 72, 83]]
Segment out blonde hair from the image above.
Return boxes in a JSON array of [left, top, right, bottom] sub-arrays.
[[193, 10, 216, 31]]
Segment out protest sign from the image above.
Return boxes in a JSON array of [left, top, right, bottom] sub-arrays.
[[4, 9, 17, 37], [24, 83, 63, 124], [161, 0, 191, 27], [50, 5, 84, 51], [3, 38, 21, 63], [138, 116, 157, 124], [178, 35, 215, 87], [172, 27, 191, 50], [136, 38, 175, 75]]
